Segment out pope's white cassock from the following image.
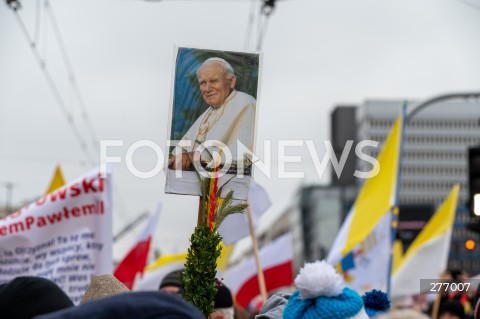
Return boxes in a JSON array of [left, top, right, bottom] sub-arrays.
[[166, 89, 256, 199], [181, 89, 255, 163]]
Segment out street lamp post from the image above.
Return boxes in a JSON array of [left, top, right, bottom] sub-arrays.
[[406, 92, 480, 122]]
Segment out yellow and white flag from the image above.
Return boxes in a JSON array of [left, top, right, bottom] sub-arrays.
[[327, 113, 404, 292], [391, 184, 460, 298]]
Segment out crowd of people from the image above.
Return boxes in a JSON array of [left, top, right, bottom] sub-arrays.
[[0, 262, 478, 319]]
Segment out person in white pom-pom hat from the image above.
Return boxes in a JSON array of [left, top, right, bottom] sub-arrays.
[[282, 261, 369, 319]]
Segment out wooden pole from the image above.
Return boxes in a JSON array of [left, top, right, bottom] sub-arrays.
[[197, 198, 203, 226], [246, 202, 268, 304], [431, 290, 442, 319]]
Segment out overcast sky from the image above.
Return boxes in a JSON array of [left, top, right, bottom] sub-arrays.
[[1, 0, 480, 260]]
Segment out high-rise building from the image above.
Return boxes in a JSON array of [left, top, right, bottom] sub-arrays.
[[357, 99, 480, 273], [331, 106, 357, 187], [268, 99, 480, 273], [358, 100, 480, 206], [299, 185, 356, 263]]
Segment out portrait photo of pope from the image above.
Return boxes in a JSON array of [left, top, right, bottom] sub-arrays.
[[165, 47, 260, 199]]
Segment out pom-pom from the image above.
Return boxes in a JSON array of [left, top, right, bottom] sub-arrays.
[[362, 289, 390, 311], [295, 260, 344, 299]]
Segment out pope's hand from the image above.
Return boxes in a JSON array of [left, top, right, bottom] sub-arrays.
[[168, 153, 194, 171]]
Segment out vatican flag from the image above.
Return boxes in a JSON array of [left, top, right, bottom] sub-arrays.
[[391, 184, 460, 298], [327, 112, 404, 292]]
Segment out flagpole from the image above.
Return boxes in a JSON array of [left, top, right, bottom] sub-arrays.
[[386, 207, 399, 296], [198, 198, 204, 226], [246, 202, 268, 304], [386, 102, 407, 296], [431, 289, 443, 319]]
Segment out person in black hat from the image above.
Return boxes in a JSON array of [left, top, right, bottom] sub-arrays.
[[439, 300, 466, 319], [0, 276, 73, 319], [159, 270, 184, 295], [210, 279, 234, 319]]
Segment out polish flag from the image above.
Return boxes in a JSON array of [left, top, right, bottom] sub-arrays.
[[114, 205, 161, 289], [222, 233, 294, 308]]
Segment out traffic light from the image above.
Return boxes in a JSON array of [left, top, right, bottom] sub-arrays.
[[468, 146, 480, 217], [465, 239, 475, 251]]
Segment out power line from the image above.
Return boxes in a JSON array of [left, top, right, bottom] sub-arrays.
[[45, 0, 100, 152], [6, 0, 100, 166], [256, 11, 272, 50], [0, 153, 88, 166], [11, 9, 97, 166], [242, 0, 277, 51], [8, 3, 134, 222], [454, 0, 480, 11], [113, 211, 150, 242], [243, 0, 257, 50], [34, 0, 42, 44], [256, 0, 275, 50]]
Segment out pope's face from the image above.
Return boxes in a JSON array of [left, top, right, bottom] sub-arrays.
[[198, 63, 236, 107]]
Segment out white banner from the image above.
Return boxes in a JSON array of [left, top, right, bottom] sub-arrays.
[[0, 168, 112, 304]]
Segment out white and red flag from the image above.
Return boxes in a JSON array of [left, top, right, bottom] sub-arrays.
[[114, 204, 161, 289], [222, 233, 294, 308]]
